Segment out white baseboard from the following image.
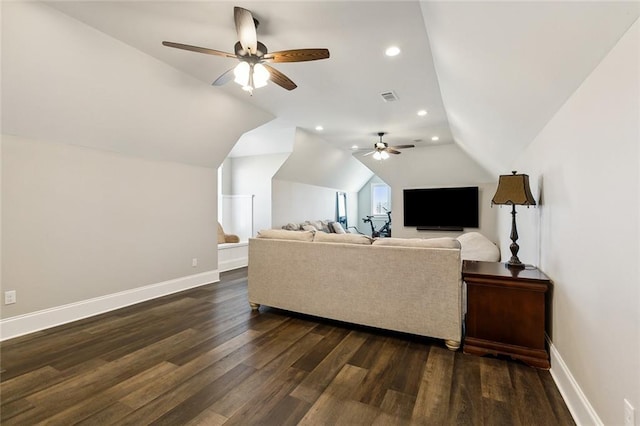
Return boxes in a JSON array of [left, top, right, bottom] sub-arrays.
[[0, 269, 220, 342], [548, 337, 603, 426], [218, 241, 248, 272], [219, 258, 248, 272]]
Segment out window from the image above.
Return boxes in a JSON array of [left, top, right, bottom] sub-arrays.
[[371, 183, 391, 216]]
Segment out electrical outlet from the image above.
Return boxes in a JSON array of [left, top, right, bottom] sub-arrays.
[[4, 290, 16, 305], [192, 258, 198, 267], [625, 399, 635, 426]]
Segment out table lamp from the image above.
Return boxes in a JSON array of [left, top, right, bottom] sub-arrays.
[[491, 171, 536, 268]]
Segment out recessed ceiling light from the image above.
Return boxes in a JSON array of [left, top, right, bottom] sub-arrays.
[[417, 110, 428, 116], [315, 125, 324, 131], [385, 46, 401, 57], [431, 136, 440, 141], [351, 145, 359, 150]]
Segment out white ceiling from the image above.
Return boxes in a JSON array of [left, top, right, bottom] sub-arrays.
[[46, 1, 639, 173]]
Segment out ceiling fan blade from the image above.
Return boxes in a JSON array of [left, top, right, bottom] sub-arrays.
[[212, 68, 235, 86], [387, 149, 402, 155], [234, 7, 258, 55], [162, 41, 236, 58], [264, 48, 330, 63], [263, 64, 297, 90], [388, 144, 415, 149]]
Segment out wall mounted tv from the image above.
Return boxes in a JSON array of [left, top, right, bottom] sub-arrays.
[[403, 186, 479, 231]]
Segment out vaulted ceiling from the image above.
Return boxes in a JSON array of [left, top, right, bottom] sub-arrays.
[[24, 1, 640, 174]]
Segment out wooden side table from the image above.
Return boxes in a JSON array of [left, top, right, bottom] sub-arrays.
[[463, 260, 551, 369]]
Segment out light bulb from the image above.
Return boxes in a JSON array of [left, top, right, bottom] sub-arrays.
[[381, 151, 390, 160], [233, 62, 250, 87], [373, 151, 382, 160], [252, 63, 270, 88]]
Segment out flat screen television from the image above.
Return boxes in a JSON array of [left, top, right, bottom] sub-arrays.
[[403, 186, 479, 230]]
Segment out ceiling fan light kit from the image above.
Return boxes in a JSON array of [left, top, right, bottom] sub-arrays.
[[234, 62, 270, 93], [364, 132, 415, 160], [162, 6, 329, 94]]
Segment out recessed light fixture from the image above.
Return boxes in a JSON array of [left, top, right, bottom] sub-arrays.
[[385, 46, 401, 57], [351, 145, 359, 150], [417, 110, 428, 116], [315, 125, 324, 131], [431, 136, 440, 141]]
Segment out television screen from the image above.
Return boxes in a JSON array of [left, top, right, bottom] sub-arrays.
[[403, 186, 479, 230]]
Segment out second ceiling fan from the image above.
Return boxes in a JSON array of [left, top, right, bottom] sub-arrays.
[[363, 133, 415, 160], [162, 6, 330, 94]]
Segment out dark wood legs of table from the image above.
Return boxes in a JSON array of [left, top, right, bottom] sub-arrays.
[[464, 338, 550, 369]]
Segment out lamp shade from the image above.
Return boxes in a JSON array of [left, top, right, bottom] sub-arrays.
[[491, 171, 536, 206]]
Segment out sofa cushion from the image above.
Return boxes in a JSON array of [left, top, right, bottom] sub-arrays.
[[372, 237, 461, 249], [313, 231, 373, 245], [257, 229, 315, 242], [457, 232, 500, 261]]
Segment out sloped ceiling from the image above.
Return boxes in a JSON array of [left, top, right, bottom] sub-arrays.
[[274, 129, 374, 193], [420, 1, 639, 173], [1, 2, 273, 168], [4, 1, 639, 174]]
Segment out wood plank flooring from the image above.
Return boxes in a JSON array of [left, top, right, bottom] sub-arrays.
[[0, 267, 575, 425]]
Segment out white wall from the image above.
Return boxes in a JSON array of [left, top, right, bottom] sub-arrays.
[[508, 19, 639, 426], [359, 144, 498, 240], [228, 153, 289, 234], [357, 177, 498, 241], [272, 180, 358, 229], [356, 175, 388, 236], [268, 128, 371, 229], [275, 128, 373, 193], [2, 136, 217, 318]]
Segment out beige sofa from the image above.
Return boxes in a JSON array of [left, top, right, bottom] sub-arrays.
[[248, 230, 465, 350]]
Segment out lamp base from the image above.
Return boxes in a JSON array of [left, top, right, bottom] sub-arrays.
[[506, 259, 526, 269]]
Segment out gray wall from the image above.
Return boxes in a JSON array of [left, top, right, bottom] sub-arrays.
[[506, 19, 639, 426], [2, 136, 217, 317], [1, 2, 271, 321]]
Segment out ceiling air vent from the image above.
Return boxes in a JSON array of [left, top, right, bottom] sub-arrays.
[[380, 90, 399, 102]]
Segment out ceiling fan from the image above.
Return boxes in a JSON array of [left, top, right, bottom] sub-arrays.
[[362, 133, 415, 160], [162, 6, 330, 94]]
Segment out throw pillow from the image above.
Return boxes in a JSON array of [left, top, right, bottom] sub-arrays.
[[329, 222, 346, 234], [319, 220, 332, 233], [256, 229, 315, 242], [282, 222, 301, 231], [217, 222, 227, 244], [456, 232, 500, 261]]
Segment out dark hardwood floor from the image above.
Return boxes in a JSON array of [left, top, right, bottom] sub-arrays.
[[1, 267, 574, 425]]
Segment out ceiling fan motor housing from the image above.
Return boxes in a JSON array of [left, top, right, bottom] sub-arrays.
[[235, 41, 267, 59]]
